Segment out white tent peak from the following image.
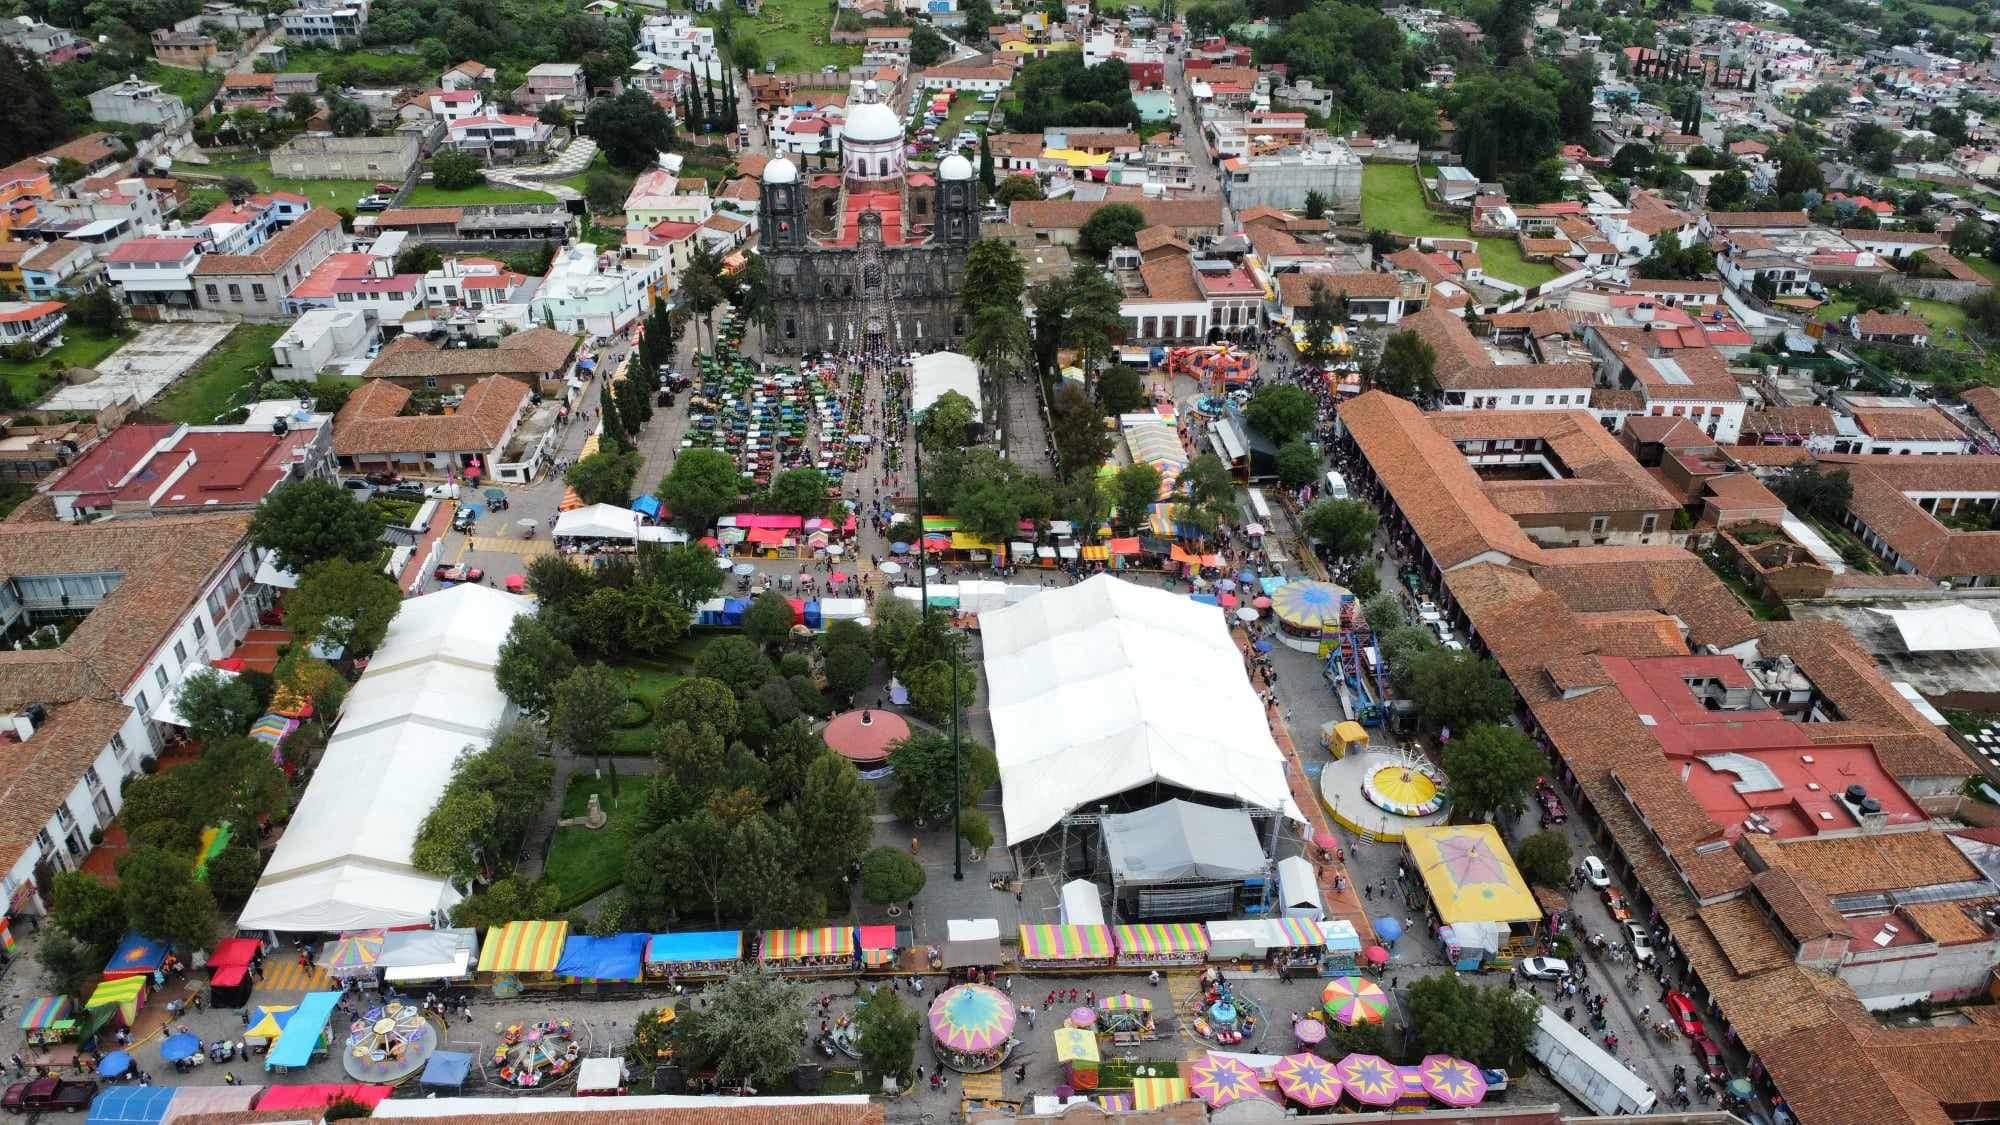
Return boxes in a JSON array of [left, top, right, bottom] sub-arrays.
[[555, 503, 641, 541], [911, 351, 981, 416]]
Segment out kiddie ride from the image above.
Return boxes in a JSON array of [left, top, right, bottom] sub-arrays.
[[1164, 345, 1259, 390]]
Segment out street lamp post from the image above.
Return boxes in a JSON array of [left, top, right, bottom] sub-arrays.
[[912, 360, 964, 882]]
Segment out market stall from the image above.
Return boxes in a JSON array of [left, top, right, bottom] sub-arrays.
[[1054, 1028, 1098, 1092], [1320, 919, 1364, 974], [18, 996, 75, 1048], [253, 1084, 390, 1112], [476, 920, 570, 986], [419, 1051, 474, 1094], [206, 938, 262, 1009], [940, 918, 1002, 970], [1275, 855, 1325, 921], [265, 991, 342, 1073], [379, 928, 477, 986], [857, 925, 900, 969], [928, 984, 1016, 1073], [642, 931, 743, 980], [758, 927, 855, 973], [1132, 1074, 1192, 1110], [85, 975, 147, 1029], [577, 1056, 626, 1096], [103, 933, 168, 980], [1059, 880, 1105, 927], [1202, 918, 1325, 970], [1017, 924, 1113, 970], [1113, 923, 1211, 968], [243, 1004, 294, 1050], [1404, 824, 1542, 960], [555, 933, 647, 985]]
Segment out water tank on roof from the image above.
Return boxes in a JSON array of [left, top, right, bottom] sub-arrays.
[[1845, 784, 1867, 802]]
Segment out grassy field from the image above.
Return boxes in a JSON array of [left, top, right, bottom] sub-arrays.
[[1965, 256, 2000, 286], [142, 62, 223, 111], [151, 324, 287, 424], [544, 775, 639, 908], [1819, 295, 1974, 349], [0, 326, 135, 403], [1359, 164, 1561, 288], [179, 157, 381, 213], [706, 0, 859, 72], [404, 179, 564, 207]]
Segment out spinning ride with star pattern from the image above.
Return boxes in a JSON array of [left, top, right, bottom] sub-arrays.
[[494, 1018, 580, 1088], [341, 1002, 436, 1084]]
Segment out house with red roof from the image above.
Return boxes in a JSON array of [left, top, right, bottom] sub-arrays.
[[0, 301, 69, 355]]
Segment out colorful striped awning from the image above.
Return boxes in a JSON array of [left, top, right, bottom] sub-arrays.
[[1133, 1075, 1192, 1110], [86, 975, 146, 1023], [1270, 917, 1325, 948], [1098, 992, 1154, 1012], [1113, 923, 1211, 956], [759, 927, 854, 961], [1017, 924, 1112, 961], [475, 920, 569, 974], [18, 996, 69, 1031]]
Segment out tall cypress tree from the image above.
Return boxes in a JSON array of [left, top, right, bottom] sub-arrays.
[[979, 131, 995, 193]]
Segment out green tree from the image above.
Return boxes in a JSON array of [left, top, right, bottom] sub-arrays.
[[889, 732, 999, 823], [1362, 591, 1406, 635], [430, 148, 485, 190], [904, 655, 977, 723], [1300, 278, 1342, 360], [994, 174, 1045, 204], [582, 87, 679, 171], [36, 932, 100, 1005], [1770, 464, 1853, 521], [909, 22, 950, 67], [174, 667, 261, 745], [644, 542, 727, 609], [918, 390, 978, 452], [670, 969, 808, 1087], [1302, 499, 1377, 561], [117, 846, 218, 953], [762, 467, 831, 518], [658, 677, 741, 740], [743, 590, 798, 649], [965, 304, 1032, 379], [696, 635, 776, 694], [65, 287, 127, 338], [204, 845, 263, 907], [1405, 974, 1539, 1070], [451, 875, 561, 929], [860, 845, 926, 905], [1303, 190, 1327, 220], [1095, 365, 1148, 415], [1513, 830, 1572, 888], [1174, 453, 1237, 535], [410, 786, 498, 882], [552, 663, 626, 791], [853, 986, 921, 1085], [527, 553, 599, 611], [1410, 647, 1517, 732], [286, 557, 402, 656], [1244, 384, 1316, 444], [819, 627, 874, 705], [0, 45, 71, 167], [495, 615, 578, 714], [283, 92, 317, 123], [1705, 168, 1750, 211], [721, 812, 812, 926], [789, 751, 875, 881], [249, 479, 382, 573], [1448, 71, 1561, 180], [566, 448, 642, 505], [1048, 382, 1112, 475], [1077, 202, 1147, 259], [1112, 462, 1162, 533], [50, 871, 126, 950], [1373, 330, 1438, 399], [659, 447, 742, 531], [1275, 440, 1320, 489]]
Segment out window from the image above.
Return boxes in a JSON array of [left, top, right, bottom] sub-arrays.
[[35, 828, 51, 855], [154, 666, 169, 691], [1641, 514, 1658, 535], [424, 376, 438, 388], [173, 640, 187, 666], [83, 765, 101, 792], [192, 617, 205, 641], [1590, 516, 1609, 535], [54, 803, 73, 829], [252, 284, 266, 302], [228, 284, 242, 301], [135, 690, 149, 717], [204, 284, 219, 302]]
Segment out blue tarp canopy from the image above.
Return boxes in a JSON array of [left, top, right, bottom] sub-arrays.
[[554, 933, 647, 982], [632, 496, 662, 518], [86, 1087, 174, 1125], [645, 931, 743, 964], [1189, 593, 1220, 606], [1259, 576, 1288, 596], [104, 932, 167, 977], [265, 990, 341, 1071], [420, 1050, 473, 1088]]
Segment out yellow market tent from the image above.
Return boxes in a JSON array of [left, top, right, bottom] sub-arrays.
[[86, 975, 146, 1025], [1403, 824, 1539, 926], [476, 921, 569, 975]]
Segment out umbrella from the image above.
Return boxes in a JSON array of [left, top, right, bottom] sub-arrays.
[[1218, 593, 1239, 609], [321, 929, 384, 976], [1273, 1052, 1342, 1108], [827, 544, 844, 556], [159, 1033, 200, 1062], [891, 543, 911, 554], [1728, 1079, 1755, 1100], [516, 517, 538, 530], [1374, 916, 1405, 943], [1217, 578, 1237, 592], [1235, 607, 1259, 623], [1069, 1007, 1096, 1027], [1364, 945, 1390, 965], [1253, 638, 1274, 653], [1187, 1054, 1267, 1108], [1244, 522, 1266, 536], [1338, 1053, 1401, 1107], [928, 984, 1016, 1054], [484, 488, 505, 501], [1292, 1019, 1327, 1045], [1253, 596, 1272, 609], [245, 1004, 295, 1040], [831, 571, 848, 583], [733, 563, 756, 576], [880, 561, 903, 576], [715, 556, 734, 570], [504, 575, 526, 593], [1238, 570, 1257, 583], [924, 566, 939, 578], [1322, 976, 1389, 1025], [1313, 829, 1338, 849], [98, 1051, 132, 1078], [1418, 1054, 1489, 1107]]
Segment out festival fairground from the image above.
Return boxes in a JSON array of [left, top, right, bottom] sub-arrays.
[[1319, 730, 1452, 843]]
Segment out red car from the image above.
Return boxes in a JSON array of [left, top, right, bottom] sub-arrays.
[[1689, 1033, 1726, 1080], [1602, 887, 1633, 922], [433, 565, 484, 583], [1665, 991, 1702, 1037], [3, 1077, 96, 1114]]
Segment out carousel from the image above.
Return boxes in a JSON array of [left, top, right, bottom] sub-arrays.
[[1187, 969, 1263, 1047], [492, 1018, 580, 1089], [1269, 580, 1351, 653], [1320, 747, 1453, 844], [1164, 344, 1260, 389], [928, 984, 1017, 1073], [342, 1001, 437, 1084]]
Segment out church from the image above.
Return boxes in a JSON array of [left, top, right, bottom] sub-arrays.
[[758, 81, 978, 352]]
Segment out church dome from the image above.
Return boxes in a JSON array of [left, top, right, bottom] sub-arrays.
[[763, 156, 799, 184], [938, 153, 974, 181], [842, 100, 904, 145]]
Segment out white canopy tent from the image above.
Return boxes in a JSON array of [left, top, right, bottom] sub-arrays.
[[555, 503, 641, 541], [912, 352, 981, 416], [238, 584, 531, 932], [1872, 604, 2000, 652], [1060, 879, 1106, 926], [980, 574, 1304, 842], [1276, 855, 1324, 920]]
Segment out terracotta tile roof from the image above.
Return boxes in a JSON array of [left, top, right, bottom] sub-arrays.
[[1007, 196, 1224, 232], [1430, 410, 1681, 518], [363, 327, 578, 382], [1401, 305, 1593, 391], [374, 206, 466, 227], [1900, 898, 1999, 945], [1706, 210, 1811, 229], [1134, 224, 1186, 255], [1751, 867, 1847, 941], [1336, 391, 1544, 570], [1825, 455, 2000, 580], [1590, 327, 1741, 402], [1135, 255, 1199, 300], [1853, 311, 1932, 338], [1695, 897, 1795, 975], [1845, 228, 1944, 245], [194, 208, 340, 277], [334, 375, 528, 456], [1748, 831, 1980, 898], [1962, 386, 2000, 432], [1743, 405, 1839, 438], [1850, 405, 1965, 442], [1274, 270, 1401, 305]]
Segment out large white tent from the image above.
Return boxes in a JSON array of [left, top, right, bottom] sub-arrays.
[[238, 583, 531, 932], [980, 573, 1304, 842], [1872, 604, 2000, 652], [555, 503, 641, 541], [911, 352, 981, 416]]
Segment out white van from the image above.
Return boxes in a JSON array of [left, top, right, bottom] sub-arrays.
[[1324, 471, 1350, 500]]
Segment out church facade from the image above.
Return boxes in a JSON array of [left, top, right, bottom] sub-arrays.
[[758, 81, 977, 353]]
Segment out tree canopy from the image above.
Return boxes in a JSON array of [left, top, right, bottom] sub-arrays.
[[1244, 384, 1316, 444], [670, 970, 808, 1087], [583, 87, 678, 171], [249, 479, 382, 573], [1441, 722, 1546, 823], [659, 447, 743, 531], [1374, 330, 1438, 399], [1405, 974, 1539, 1070], [287, 558, 403, 657], [1408, 651, 1516, 733], [1302, 499, 1377, 561], [1078, 203, 1147, 260]]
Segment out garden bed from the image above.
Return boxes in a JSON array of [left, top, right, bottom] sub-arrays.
[[545, 775, 638, 910]]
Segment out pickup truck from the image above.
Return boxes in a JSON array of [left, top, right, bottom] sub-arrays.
[[3, 1077, 97, 1113]]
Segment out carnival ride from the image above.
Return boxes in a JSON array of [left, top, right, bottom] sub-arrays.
[[492, 1018, 580, 1089], [342, 1002, 436, 1084], [1164, 345, 1259, 389], [929, 984, 1017, 1073], [1320, 746, 1453, 843], [1186, 970, 1263, 1047]]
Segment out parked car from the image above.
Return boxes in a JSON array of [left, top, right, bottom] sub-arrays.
[[364, 470, 403, 485], [355, 195, 392, 212], [433, 564, 484, 583], [423, 482, 460, 500], [1665, 991, 1701, 1037], [1581, 855, 1609, 888], [1624, 921, 1654, 965], [1518, 956, 1569, 980], [3, 1077, 97, 1114], [1537, 788, 1566, 827], [1602, 886, 1632, 923], [339, 478, 374, 500], [1689, 1032, 1726, 1080]]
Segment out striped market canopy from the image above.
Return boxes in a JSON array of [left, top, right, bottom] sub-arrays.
[[18, 996, 69, 1030], [1018, 924, 1112, 961], [1098, 992, 1154, 1012], [475, 920, 569, 975], [1113, 922, 1211, 956], [1133, 1075, 1191, 1110], [1270, 917, 1325, 948], [759, 927, 853, 961]]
